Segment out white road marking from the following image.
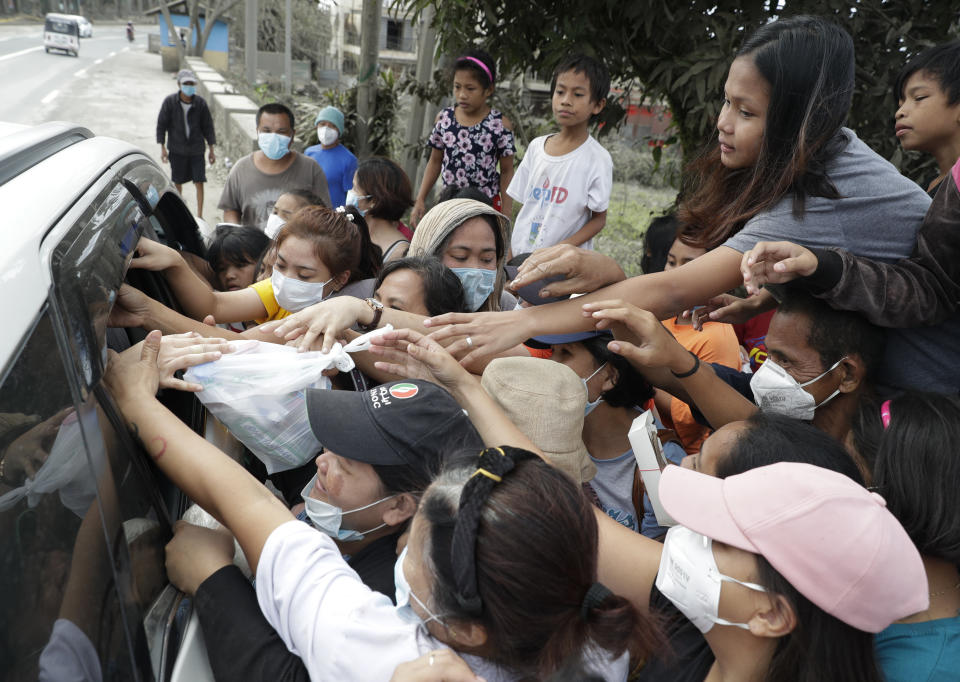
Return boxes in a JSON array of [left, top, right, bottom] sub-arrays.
[[108, 51, 116, 57], [41, 89, 60, 105], [0, 33, 42, 43], [0, 46, 42, 62], [122, 46, 130, 52], [94, 58, 103, 64], [74, 67, 87, 77]]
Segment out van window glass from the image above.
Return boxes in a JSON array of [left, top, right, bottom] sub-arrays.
[[0, 310, 139, 680], [45, 18, 77, 35]]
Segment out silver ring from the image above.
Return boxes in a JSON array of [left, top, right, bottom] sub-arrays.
[[465, 336, 474, 349], [429, 654, 435, 666]]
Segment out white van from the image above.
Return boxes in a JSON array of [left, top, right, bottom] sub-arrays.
[[0, 120, 219, 681], [43, 13, 80, 56]]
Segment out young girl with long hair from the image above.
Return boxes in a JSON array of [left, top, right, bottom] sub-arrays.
[[427, 16, 939, 393]]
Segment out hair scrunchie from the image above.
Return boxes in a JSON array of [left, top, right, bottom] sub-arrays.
[[580, 582, 614, 622], [449, 446, 527, 615]]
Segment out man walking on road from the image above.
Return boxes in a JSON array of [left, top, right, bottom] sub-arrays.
[[157, 69, 216, 219], [218, 102, 331, 230]]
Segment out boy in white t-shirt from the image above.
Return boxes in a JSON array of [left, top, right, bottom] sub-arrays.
[[508, 55, 613, 256]]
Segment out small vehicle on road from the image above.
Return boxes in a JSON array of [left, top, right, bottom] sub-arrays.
[[43, 13, 80, 57], [71, 15, 93, 38]]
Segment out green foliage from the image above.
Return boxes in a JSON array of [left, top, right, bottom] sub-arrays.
[[596, 183, 677, 278], [401, 0, 959, 180]]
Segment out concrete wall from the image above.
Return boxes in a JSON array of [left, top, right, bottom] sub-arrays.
[[184, 56, 259, 167]]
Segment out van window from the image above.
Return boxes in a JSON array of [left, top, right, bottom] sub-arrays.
[[45, 18, 78, 36], [0, 310, 141, 679]]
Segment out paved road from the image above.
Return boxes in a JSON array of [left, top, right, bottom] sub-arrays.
[[0, 22, 226, 223]]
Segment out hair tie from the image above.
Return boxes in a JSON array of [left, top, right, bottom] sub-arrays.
[[580, 583, 613, 621], [335, 206, 355, 222], [450, 446, 526, 615], [458, 56, 494, 85], [880, 400, 891, 429], [580, 582, 613, 621]]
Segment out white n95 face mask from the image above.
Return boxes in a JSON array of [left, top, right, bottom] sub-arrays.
[[318, 126, 339, 146], [270, 269, 333, 312], [300, 475, 391, 542], [749, 357, 844, 421], [656, 526, 768, 633]]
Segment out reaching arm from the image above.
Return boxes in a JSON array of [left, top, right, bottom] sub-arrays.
[[368, 329, 541, 455], [509, 243, 626, 298], [104, 332, 292, 572], [427, 245, 745, 366], [129, 237, 267, 323], [263, 296, 437, 353], [740, 170, 960, 327], [111, 283, 283, 345], [588, 300, 759, 429]]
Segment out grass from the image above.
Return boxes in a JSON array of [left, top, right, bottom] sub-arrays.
[[594, 182, 678, 277]]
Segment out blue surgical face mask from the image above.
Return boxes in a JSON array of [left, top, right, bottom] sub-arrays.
[[582, 362, 607, 416], [345, 189, 371, 216], [394, 546, 447, 625], [180, 84, 196, 97], [452, 267, 497, 311], [258, 132, 292, 160], [300, 475, 392, 542]]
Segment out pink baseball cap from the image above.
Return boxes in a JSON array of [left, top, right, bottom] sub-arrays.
[[659, 462, 928, 633]]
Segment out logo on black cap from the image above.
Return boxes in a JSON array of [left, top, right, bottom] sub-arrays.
[[389, 383, 419, 400]]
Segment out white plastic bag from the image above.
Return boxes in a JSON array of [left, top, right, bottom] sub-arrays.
[[184, 327, 391, 473]]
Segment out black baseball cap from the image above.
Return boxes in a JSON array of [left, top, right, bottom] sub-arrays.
[[305, 380, 483, 480]]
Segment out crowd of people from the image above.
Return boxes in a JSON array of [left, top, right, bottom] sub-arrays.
[[125, 15, 960, 681]]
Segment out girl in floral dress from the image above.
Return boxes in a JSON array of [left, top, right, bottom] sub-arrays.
[[412, 50, 516, 225]]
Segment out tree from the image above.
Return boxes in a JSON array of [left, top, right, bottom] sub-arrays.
[[157, 0, 244, 61], [188, 0, 244, 57], [401, 0, 959, 181]]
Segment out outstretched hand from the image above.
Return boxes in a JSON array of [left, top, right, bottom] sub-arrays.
[[582, 299, 692, 372], [155, 331, 232, 391], [424, 309, 530, 367], [108, 284, 153, 329], [104, 329, 162, 409], [683, 293, 766, 330], [509, 243, 626, 298], [165, 520, 235, 596], [128, 236, 182, 272], [390, 649, 486, 682], [368, 328, 473, 393], [741, 241, 819, 295], [260, 297, 369, 353]]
